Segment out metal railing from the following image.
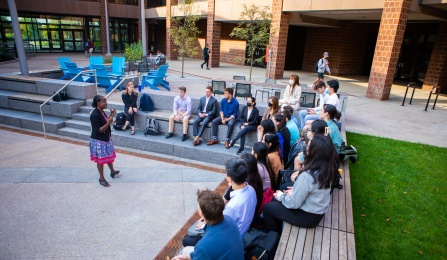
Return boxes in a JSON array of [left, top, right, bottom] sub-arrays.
[[40, 69, 97, 139]]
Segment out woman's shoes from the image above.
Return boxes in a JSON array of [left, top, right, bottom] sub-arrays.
[[122, 122, 129, 131], [110, 170, 120, 178], [131, 130, 135, 135], [99, 178, 110, 187]]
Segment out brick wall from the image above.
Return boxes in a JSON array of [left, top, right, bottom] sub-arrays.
[[220, 23, 246, 66], [99, 0, 108, 54], [166, 0, 178, 60], [366, 0, 412, 100], [268, 0, 289, 79], [422, 22, 447, 93], [206, 0, 221, 67], [302, 22, 368, 76]]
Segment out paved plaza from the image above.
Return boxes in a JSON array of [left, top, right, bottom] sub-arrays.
[[0, 54, 446, 259]]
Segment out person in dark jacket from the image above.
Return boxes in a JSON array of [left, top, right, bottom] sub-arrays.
[[272, 113, 291, 162], [229, 96, 259, 155], [90, 95, 120, 187], [121, 82, 138, 135]]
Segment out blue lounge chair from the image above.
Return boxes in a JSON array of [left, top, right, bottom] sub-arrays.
[[57, 57, 71, 80], [110, 56, 126, 76], [89, 56, 104, 69], [92, 64, 123, 94], [141, 64, 170, 91], [65, 62, 94, 82]]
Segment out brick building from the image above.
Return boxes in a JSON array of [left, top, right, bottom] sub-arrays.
[[1, 0, 446, 99]]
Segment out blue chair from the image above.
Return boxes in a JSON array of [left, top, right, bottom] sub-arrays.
[[65, 62, 94, 82], [57, 57, 71, 80], [89, 56, 104, 69], [110, 56, 126, 76], [92, 64, 123, 94], [141, 64, 170, 91]]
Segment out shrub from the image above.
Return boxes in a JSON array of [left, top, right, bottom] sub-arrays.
[[124, 41, 143, 61]]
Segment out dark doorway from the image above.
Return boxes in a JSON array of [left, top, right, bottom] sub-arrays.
[[284, 26, 306, 70]]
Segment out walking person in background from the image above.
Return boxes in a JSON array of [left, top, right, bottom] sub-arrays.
[[311, 52, 330, 87], [201, 44, 210, 70], [121, 82, 138, 135], [83, 39, 89, 58], [88, 39, 94, 57], [90, 95, 120, 187]]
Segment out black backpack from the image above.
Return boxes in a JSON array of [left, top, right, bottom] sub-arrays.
[[144, 117, 159, 136], [52, 88, 68, 102], [113, 112, 127, 130], [244, 230, 280, 260], [315, 58, 322, 71], [139, 93, 154, 112]]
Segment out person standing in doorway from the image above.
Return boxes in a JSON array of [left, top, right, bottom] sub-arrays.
[[83, 39, 89, 58], [311, 52, 331, 87], [201, 43, 210, 70], [88, 39, 94, 57]]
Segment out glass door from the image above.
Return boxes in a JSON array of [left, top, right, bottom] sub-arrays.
[[62, 29, 84, 51], [49, 29, 62, 51]]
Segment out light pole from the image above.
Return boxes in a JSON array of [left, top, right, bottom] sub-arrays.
[[141, 0, 147, 56], [7, 0, 29, 75], [105, 0, 111, 56]]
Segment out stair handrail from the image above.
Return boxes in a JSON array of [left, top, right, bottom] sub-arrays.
[[104, 74, 139, 99], [40, 69, 97, 139]]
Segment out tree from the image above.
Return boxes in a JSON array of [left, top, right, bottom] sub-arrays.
[[230, 4, 273, 81], [168, 0, 201, 78]]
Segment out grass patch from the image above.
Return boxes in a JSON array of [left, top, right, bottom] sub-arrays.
[[347, 132, 447, 259]]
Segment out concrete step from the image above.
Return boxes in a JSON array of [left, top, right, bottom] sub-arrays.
[[57, 126, 241, 165], [0, 108, 66, 134], [64, 119, 91, 131], [72, 112, 91, 122]]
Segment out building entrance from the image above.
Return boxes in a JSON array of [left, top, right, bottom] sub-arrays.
[[62, 30, 84, 51]]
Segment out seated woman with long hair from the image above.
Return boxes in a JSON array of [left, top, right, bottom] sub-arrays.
[[257, 96, 279, 141], [252, 142, 276, 190], [263, 134, 339, 233], [264, 133, 284, 184], [121, 82, 138, 135], [272, 113, 291, 162], [257, 119, 276, 143]]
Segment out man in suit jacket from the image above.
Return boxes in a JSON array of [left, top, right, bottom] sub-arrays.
[[193, 86, 218, 146], [229, 96, 259, 155]]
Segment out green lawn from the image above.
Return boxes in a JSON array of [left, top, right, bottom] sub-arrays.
[[347, 132, 447, 259]]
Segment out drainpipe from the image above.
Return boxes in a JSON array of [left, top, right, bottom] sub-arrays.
[[7, 0, 29, 76]]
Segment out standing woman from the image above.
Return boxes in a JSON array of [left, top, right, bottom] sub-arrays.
[[90, 95, 120, 187], [257, 96, 279, 141], [279, 75, 302, 110], [263, 135, 339, 233], [122, 82, 138, 135]]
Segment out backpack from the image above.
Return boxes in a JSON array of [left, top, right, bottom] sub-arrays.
[[52, 91, 60, 102], [315, 58, 322, 71], [113, 112, 127, 130], [331, 169, 343, 194], [244, 230, 280, 260], [139, 93, 154, 112], [144, 117, 159, 136], [284, 140, 306, 170], [52, 88, 68, 102]]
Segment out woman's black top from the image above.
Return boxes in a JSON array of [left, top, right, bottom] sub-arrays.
[[122, 93, 138, 110], [90, 108, 111, 142], [278, 127, 291, 161]]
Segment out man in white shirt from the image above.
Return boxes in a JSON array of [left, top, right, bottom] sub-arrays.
[[166, 86, 192, 141], [298, 81, 327, 130], [326, 80, 340, 111], [192, 86, 218, 146]]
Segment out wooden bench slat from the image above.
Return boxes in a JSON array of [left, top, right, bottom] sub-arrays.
[[321, 228, 332, 259], [339, 230, 348, 260], [343, 162, 355, 234], [293, 227, 308, 259], [339, 162, 348, 232], [312, 226, 324, 260], [347, 233, 356, 260], [284, 225, 300, 260], [302, 228, 315, 260], [330, 229, 339, 260], [332, 187, 340, 231], [275, 222, 292, 259], [323, 195, 333, 228]]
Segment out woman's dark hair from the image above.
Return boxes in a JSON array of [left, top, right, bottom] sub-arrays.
[[92, 95, 103, 108], [253, 142, 277, 189], [311, 119, 328, 134], [273, 113, 287, 131], [264, 133, 283, 163], [299, 135, 339, 189], [260, 119, 276, 135], [197, 189, 225, 225], [248, 96, 256, 107], [323, 104, 338, 120], [240, 153, 263, 213], [269, 96, 279, 114]]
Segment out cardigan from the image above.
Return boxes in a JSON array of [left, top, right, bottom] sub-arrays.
[[90, 108, 111, 142], [122, 93, 138, 109]]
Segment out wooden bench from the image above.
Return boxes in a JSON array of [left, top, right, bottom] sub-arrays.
[[275, 122, 356, 260]]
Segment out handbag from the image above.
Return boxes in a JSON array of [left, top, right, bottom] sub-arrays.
[[278, 170, 298, 190]]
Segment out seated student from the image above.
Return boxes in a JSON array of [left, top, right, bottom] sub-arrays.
[[282, 105, 300, 129], [257, 96, 279, 141], [192, 86, 218, 146], [272, 113, 291, 162], [320, 104, 343, 153], [229, 96, 259, 155], [257, 119, 276, 144], [252, 142, 276, 190], [208, 88, 239, 148], [173, 190, 244, 260], [222, 158, 257, 237], [298, 81, 327, 130], [264, 133, 284, 185], [279, 74, 302, 110], [165, 86, 192, 141], [263, 134, 339, 234], [282, 110, 300, 146], [155, 50, 165, 66], [121, 82, 138, 135], [294, 119, 328, 172]]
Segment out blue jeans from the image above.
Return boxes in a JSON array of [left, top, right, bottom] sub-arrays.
[[211, 117, 236, 140], [298, 110, 319, 130], [231, 124, 256, 149]]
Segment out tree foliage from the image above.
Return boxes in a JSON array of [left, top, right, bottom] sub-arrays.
[[124, 41, 143, 61], [230, 4, 273, 80], [168, 0, 201, 77]]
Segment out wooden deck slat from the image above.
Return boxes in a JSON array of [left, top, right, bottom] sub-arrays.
[[321, 228, 331, 259], [284, 225, 300, 260], [275, 223, 292, 259], [302, 228, 315, 260], [311, 226, 324, 260], [330, 229, 339, 260], [339, 230, 348, 260], [293, 227, 308, 259], [339, 162, 347, 232], [323, 195, 333, 228], [332, 187, 339, 231], [347, 233, 356, 260], [344, 162, 355, 234]]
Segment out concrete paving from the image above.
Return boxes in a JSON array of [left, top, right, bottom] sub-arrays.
[[0, 53, 446, 259]]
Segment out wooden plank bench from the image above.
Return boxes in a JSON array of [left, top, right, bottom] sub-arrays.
[[275, 121, 356, 260]]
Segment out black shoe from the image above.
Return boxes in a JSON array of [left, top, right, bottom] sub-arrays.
[[206, 67, 210, 70], [99, 178, 110, 187], [237, 149, 245, 155], [201, 64, 203, 69], [181, 134, 187, 141], [110, 170, 120, 178], [165, 133, 174, 139], [229, 140, 235, 148]]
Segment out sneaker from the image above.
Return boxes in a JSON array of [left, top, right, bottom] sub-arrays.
[[165, 133, 174, 139], [201, 64, 203, 69], [181, 134, 187, 141], [237, 149, 245, 155], [206, 67, 210, 70]]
